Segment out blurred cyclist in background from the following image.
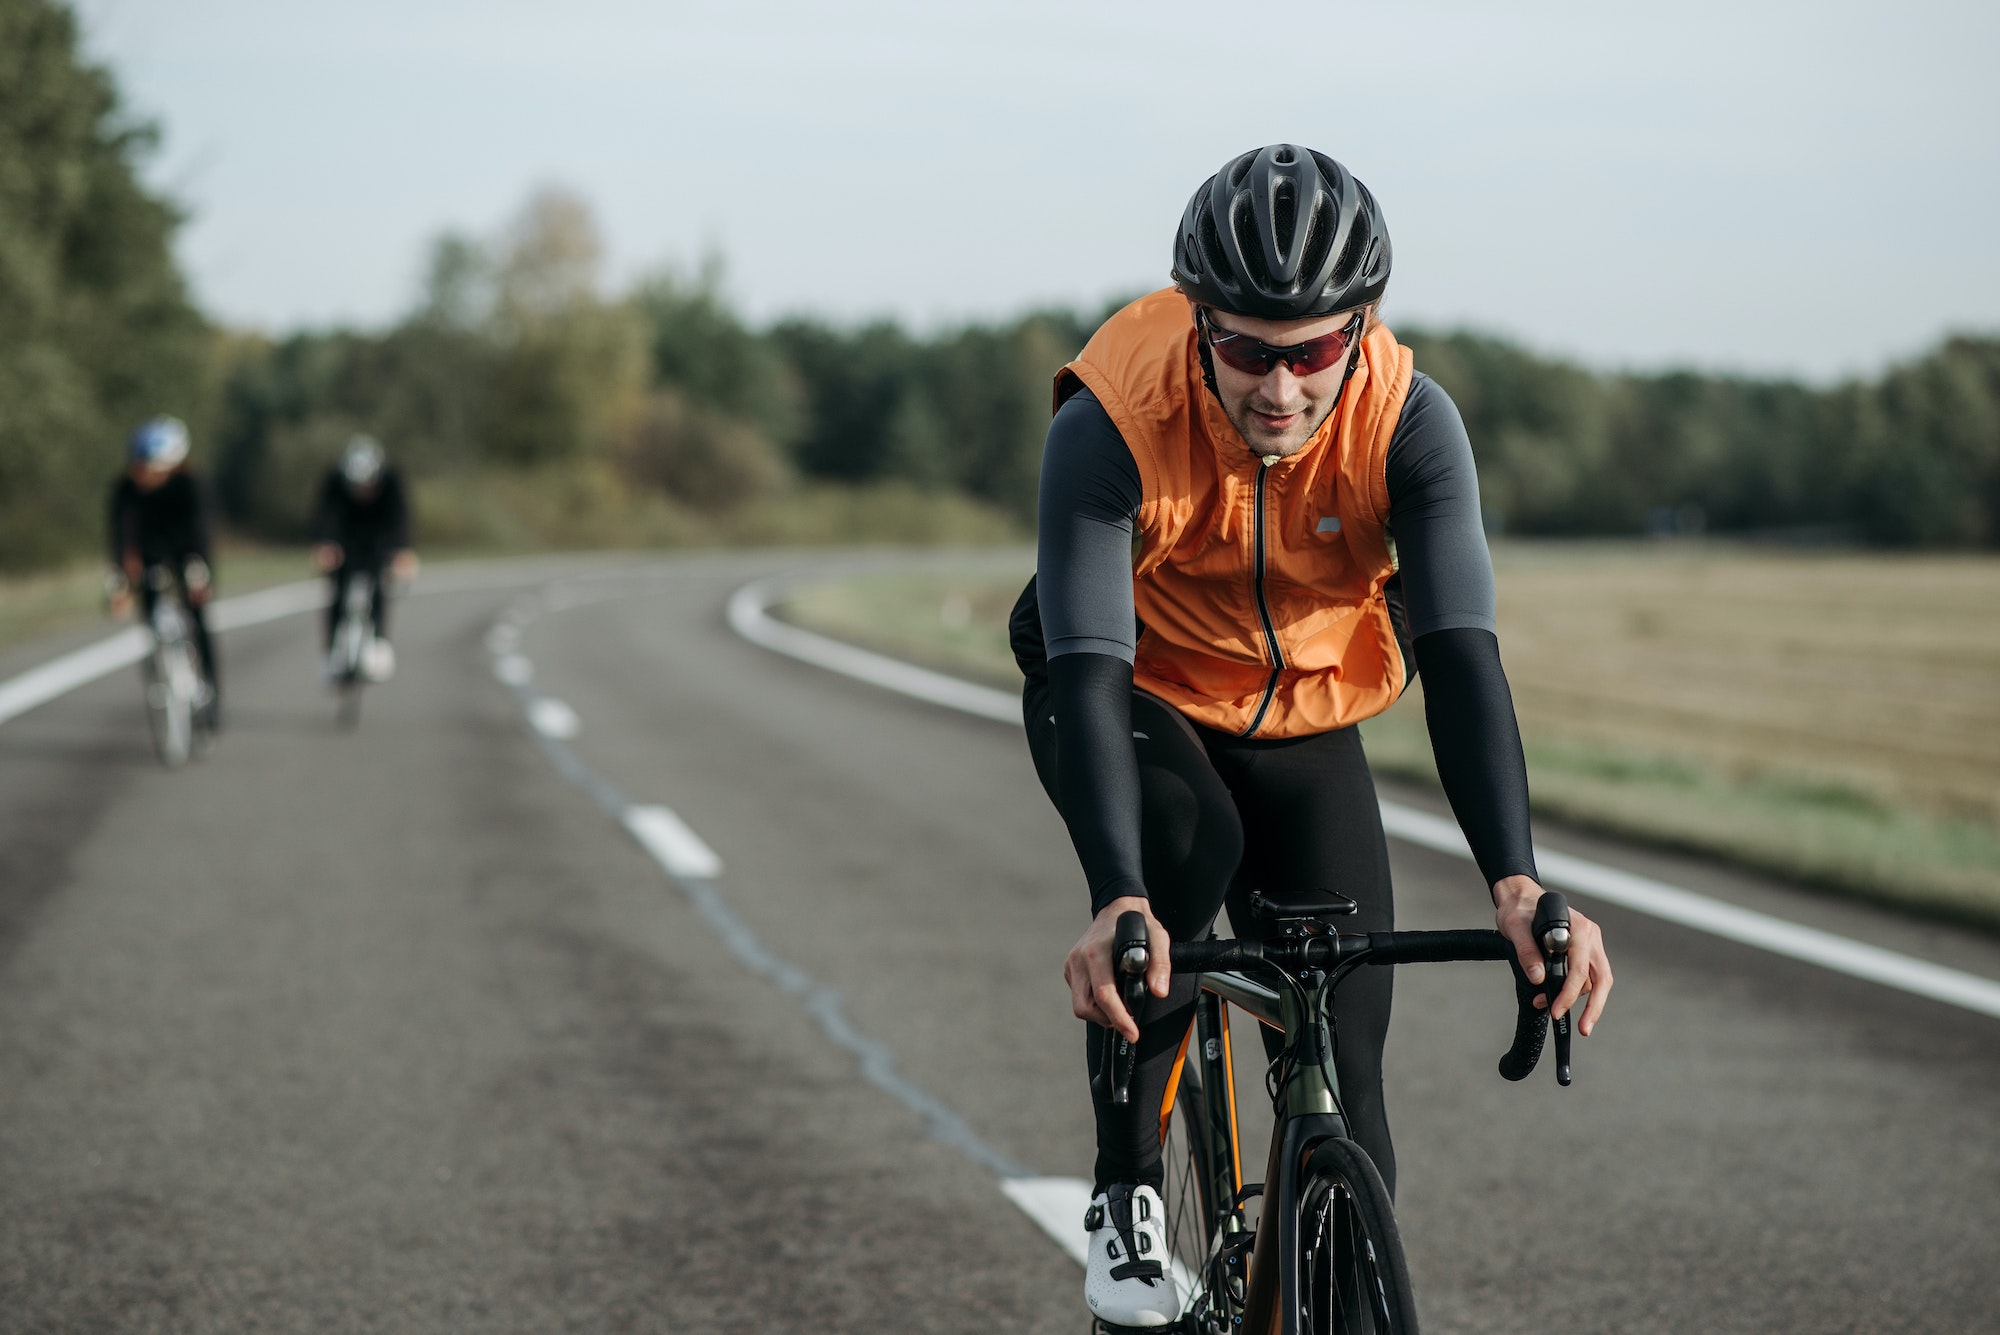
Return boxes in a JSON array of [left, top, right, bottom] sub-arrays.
[[312, 435, 416, 683], [108, 415, 221, 727]]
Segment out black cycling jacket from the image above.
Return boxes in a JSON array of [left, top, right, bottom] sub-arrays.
[[313, 467, 411, 564], [107, 472, 211, 569]]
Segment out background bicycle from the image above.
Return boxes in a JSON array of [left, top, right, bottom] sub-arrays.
[[137, 563, 216, 768]]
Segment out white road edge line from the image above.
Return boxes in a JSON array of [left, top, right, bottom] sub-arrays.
[[0, 580, 323, 729], [726, 574, 2000, 1024]]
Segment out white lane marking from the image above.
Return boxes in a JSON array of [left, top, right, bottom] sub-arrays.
[[0, 628, 149, 728], [1000, 1176, 1092, 1266], [0, 580, 323, 729], [206, 580, 324, 631], [728, 573, 2000, 1023], [727, 580, 1021, 724], [624, 804, 724, 879], [1377, 806, 2000, 1020], [493, 653, 533, 686], [527, 697, 580, 740], [484, 623, 520, 655]]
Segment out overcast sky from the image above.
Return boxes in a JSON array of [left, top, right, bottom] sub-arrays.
[[74, 0, 2000, 380]]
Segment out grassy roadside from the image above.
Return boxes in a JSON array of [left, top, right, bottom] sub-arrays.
[[779, 548, 2000, 933]]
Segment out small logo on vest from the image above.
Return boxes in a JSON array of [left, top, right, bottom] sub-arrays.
[[1316, 516, 1342, 534]]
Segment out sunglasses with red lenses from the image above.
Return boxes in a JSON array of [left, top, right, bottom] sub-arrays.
[[1200, 308, 1363, 377]]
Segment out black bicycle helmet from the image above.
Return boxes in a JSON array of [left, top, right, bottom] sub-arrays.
[[1171, 144, 1391, 320]]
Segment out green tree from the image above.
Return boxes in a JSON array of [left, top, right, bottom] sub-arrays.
[[0, 0, 207, 568]]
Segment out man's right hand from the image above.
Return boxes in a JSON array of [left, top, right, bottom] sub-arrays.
[[312, 542, 343, 573], [1064, 896, 1172, 1043]]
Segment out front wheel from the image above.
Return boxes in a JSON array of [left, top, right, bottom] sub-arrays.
[[1296, 1138, 1417, 1334], [143, 647, 194, 768]]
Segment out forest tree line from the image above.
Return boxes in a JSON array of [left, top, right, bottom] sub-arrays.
[[4, 0, 1998, 571]]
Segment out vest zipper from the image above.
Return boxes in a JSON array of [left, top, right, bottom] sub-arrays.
[[1240, 457, 1284, 738]]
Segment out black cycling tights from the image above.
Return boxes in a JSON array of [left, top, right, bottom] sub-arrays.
[[1025, 686, 1398, 1198]]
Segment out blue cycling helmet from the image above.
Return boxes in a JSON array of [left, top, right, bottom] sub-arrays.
[[129, 416, 190, 469]]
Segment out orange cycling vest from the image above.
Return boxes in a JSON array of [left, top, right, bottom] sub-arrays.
[[1053, 288, 1415, 739]]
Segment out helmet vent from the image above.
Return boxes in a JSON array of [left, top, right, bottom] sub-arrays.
[[1272, 182, 1297, 256], [1200, 208, 1230, 283], [1231, 198, 1275, 291], [1274, 145, 1296, 164], [1301, 200, 1332, 281], [1330, 210, 1368, 287]]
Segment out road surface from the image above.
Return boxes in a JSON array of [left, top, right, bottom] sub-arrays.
[[1, 553, 1995, 1333]]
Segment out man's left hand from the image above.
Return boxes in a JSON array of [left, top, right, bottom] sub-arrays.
[[1492, 874, 1613, 1036]]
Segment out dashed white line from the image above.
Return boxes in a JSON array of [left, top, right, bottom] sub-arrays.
[[624, 804, 725, 879], [999, 1176, 1093, 1267], [527, 697, 580, 740], [493, 654, 533, 687]]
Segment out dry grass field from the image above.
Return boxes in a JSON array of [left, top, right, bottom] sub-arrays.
[[782, 545, 2000, 929]]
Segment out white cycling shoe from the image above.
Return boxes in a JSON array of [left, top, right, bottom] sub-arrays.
[[362, 638, 396, 682], [1084, 1183, 1183, 1330]]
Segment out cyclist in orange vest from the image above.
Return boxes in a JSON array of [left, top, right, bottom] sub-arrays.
[[1011, 144, 1615, 1329]]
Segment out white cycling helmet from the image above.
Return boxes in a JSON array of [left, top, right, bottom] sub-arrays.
[[129, 416, 190, 469], [342, 434, 386, 488]]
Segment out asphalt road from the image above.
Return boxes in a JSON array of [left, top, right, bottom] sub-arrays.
[[1, 554, 1996, 1333]]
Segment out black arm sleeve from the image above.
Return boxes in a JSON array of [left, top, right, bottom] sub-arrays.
[[1386, 374, 1537, 888], [311, 472, 341, 545], [1049, 652, 1150, 913], [1035, 389, 1150, 909], [1412, 629, 1538, 886], [382, 470, 411, 549], [107, 481, 129, 567], [186, 475, 212, 565]]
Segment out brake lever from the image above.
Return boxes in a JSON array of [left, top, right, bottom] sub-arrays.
[[1098, 910, 1151, 1106], [1533, 891, 1573, 1086]]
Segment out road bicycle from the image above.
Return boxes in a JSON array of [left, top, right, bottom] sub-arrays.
[[138, 564, 216, 768], [328, 566, 387, 729], [1098, 890, 1574, 1334]]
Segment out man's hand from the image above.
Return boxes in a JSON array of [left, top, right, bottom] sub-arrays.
[[184, 558, 212, 608], [390, 548, 419, 583], [312, 542, 343, 573], [1493, 874, 1613, 1035], [1064, 896, 1171, 1043]]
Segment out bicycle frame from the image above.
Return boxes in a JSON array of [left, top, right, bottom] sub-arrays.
[[1166, 966, 1352, 1334], [334, 568, 376, 681]]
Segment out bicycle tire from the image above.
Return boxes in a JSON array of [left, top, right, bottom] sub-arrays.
[[143, 650, 192, 769], [1295, 1138, 1417, 1334]]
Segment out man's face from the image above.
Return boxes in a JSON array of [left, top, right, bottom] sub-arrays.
[[130, 463, 173, 491], [1205, 307, 1362, 459]]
